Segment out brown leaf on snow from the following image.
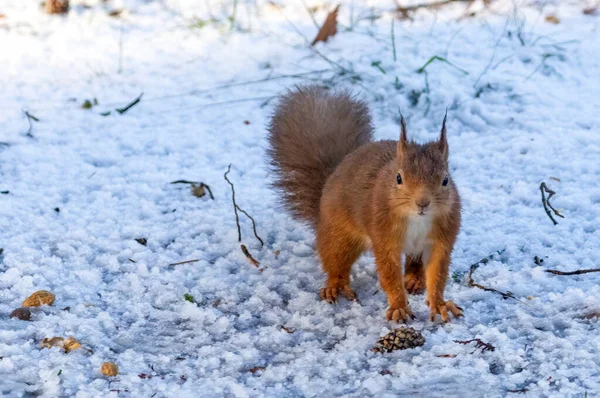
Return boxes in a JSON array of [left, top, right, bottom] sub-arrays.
[[249, 366, 266, 374], [41, 337, 65, 349], [63, 336, 82, 353], [22, 290, 55, 307], [311, 5, 340, 46], [545, 15, 560, 24], [108, 9, 123, 17], [101, 362, 119, 377]]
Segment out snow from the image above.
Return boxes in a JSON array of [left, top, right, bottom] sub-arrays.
[[1, 0, 600, 396]]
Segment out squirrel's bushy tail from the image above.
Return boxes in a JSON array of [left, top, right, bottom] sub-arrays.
[[267, 85, 373, 226]]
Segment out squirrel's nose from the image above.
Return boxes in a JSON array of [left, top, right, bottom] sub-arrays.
[[416, 198, 431, 209]]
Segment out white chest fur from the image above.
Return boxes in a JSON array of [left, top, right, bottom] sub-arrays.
[[402, 215, 433, 257]]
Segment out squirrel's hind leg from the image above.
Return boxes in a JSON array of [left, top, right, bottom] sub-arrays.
[[317, 222, 364, 303], [404, 255, 426, 294]]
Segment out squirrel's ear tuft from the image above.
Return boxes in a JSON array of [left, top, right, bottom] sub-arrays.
[[439, 110, 448, 161], [398, 111, 408, 158]]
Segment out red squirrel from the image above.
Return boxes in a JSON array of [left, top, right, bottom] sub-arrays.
[[267, 85, 462, 322]]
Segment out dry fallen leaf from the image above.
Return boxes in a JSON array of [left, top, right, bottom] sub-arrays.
[[108, 9, 123, 17], [279, 325, 294, 334], [191, 184, 206, 198], [23, 290, 55, 307], [249, 366, 266, 374], [311, 5, 340, 46], [45, 0, 69, 14], [63, 336, 82, 353], [41, 336, 86, 353], [135, 237, 147, 246], [101, 362, 119, 377], [577, 311, 600, 320], [10, 307, 32, 321], [545, 15, 560, 24], [41, 337, 65, 349]]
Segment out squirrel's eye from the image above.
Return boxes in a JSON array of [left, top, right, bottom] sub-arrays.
[[397, 173, 403, 185], [442, 176, 449, 186]]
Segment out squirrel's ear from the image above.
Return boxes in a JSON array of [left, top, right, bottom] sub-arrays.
[[439, 111, 448, 161], [398, 112, 408, 158]]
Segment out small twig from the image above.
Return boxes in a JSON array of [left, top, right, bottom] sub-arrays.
[[224, 165, 242, 242], [507, 388, 529, 393], [116, 92, 143, 114], [241, 245, 261, 269], [467, 250, 520, 301], [278, 325, 295, 334], [545, 268, 600, 276], [23, 111, 39, 138], [224, 165, 264, 246], [236, 207, 264, 246], [170, 180, 214, 200], [454, 338, 495, 352], [540, 182, 564, 225], [169, 259, 201, 267]]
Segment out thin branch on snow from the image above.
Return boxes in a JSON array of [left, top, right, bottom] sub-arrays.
[[169, 259, 201, 267], [539, 182, 564, 225], [467, 250, 521, 302], [23, 111, 39, 138], [116, 92, 143, 114], [224, 165, 242, 242], [545, 268, 600, 276], [224, 165, 264, 246], [454, 338, 496, 352], [241, 244, 262, 270], [170, 180, 214, 200]]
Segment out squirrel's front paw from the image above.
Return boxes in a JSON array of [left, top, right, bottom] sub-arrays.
[[386, 305, 416, 323], [320, 285, 358, 303], [427, 300, 463, 322]]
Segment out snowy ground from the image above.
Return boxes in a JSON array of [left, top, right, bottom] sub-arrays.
[[1, 0, 600, 396]]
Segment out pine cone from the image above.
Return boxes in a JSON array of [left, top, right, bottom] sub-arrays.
[[371, 327, 425, 353]]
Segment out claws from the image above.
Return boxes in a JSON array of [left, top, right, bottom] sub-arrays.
[[320, 286, 358, 304], [404, 273, 426, 294], [386, 306, 415, 323], [428, 300, 464, 323]]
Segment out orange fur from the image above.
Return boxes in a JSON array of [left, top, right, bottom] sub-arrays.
[[267, 86, 462, 322]]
